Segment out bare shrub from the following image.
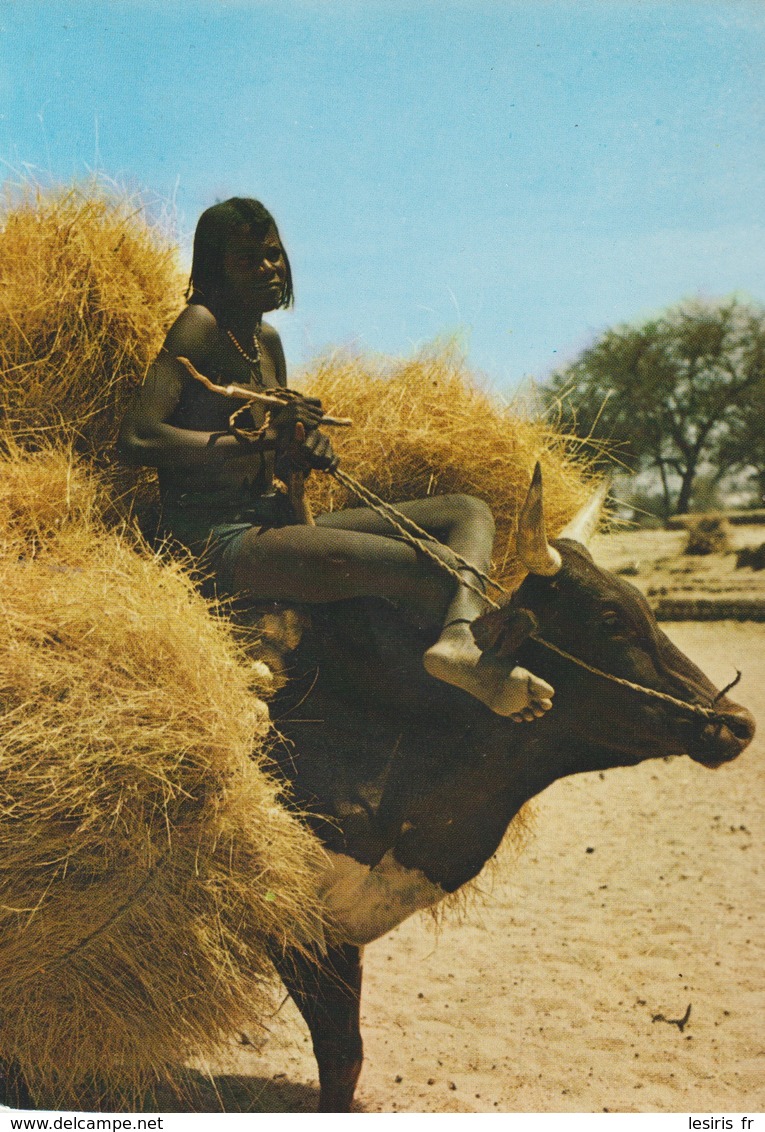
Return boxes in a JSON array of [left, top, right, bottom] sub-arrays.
[[683, 513, 732, 556]]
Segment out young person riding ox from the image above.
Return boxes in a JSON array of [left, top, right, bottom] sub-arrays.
[[119, 197, 553, 721]]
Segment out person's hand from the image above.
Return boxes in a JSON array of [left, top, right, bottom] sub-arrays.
[[276, 421, 339, 479], [302, 427, 338, 471], [271, 394, 324, 437]]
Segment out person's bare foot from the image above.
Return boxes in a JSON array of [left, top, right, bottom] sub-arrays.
[[423, 622, 554, 720]]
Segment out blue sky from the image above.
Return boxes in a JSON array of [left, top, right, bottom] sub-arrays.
[[1, 0, 763, 390]]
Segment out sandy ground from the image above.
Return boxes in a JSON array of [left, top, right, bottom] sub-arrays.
[[186, 603, 763, 1112], [591, 524, 765, 610]]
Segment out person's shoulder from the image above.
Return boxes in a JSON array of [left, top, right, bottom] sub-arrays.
[[260, 320, 287, 384], [164, 303, 220, 364], [259, 319, 283, 345]]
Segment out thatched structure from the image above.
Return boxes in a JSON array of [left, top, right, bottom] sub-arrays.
[[684, 513, 732, 556]]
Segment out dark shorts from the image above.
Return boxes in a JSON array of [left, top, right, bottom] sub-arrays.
[[162, 491, 297, 595]]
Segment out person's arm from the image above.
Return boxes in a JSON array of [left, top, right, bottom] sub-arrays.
[[117, 306, 257, 470]]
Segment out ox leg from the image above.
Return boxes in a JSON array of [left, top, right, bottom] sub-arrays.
[[274, 944, 363, 1113]]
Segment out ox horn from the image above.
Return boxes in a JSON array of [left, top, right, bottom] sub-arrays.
[[557, 477, 610, 547], [516, 462, 562, 576]]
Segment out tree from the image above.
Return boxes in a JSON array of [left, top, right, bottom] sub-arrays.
[[543, 299, 765, 514], [716, 375, 765, 505]]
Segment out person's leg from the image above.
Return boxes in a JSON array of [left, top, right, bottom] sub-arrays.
[[229, 521, 454, 621], [316, 493, 492, 624], [318, 495, 553, 720], [229, 496, 553, 719]]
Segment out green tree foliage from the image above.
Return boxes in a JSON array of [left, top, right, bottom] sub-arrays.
[[543, 299, 765, 514], [716, 375, 765, 504]]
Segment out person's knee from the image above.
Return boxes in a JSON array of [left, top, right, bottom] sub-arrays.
[[443, 493, 494, 534]]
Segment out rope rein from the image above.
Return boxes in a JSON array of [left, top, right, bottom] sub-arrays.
[[328, 467, 737, 726], [178, 360, 738, 726], [529, 636, 740, 723]]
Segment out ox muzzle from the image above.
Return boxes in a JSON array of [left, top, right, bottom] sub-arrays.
[[681, 703, 756, 768]]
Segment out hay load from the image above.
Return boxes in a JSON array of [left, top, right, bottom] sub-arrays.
[[301, 346, 596, 585], [0, 447, 326, 1106], [0, 183, 183, 454], [0, 183, 600, 1104], [0, 183, 185, 524]]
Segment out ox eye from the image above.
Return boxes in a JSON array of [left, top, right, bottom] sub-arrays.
[[601, 610, 635, 640]]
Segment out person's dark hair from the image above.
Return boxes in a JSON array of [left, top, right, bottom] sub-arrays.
[[187, 197, 294, 314]]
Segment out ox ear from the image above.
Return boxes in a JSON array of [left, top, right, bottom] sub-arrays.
[[471, 604, 539, 658], [516, 462, 563, 576], [556, 477, 610, 547]]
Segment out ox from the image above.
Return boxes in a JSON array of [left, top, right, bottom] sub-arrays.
[[0, 468, 753, 1113], [266, 466, 755, 1112]]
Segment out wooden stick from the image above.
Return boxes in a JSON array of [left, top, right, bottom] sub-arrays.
[[176, 356, 352, 426], [178, 356, 320, 526]]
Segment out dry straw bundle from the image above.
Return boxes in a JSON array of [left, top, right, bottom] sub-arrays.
[[0, 446, 326, 1106], [0, 183, 600, 1103], [0, 182, 183, 451], [0, 182, 185, 521], [301, 345, 596, 585]]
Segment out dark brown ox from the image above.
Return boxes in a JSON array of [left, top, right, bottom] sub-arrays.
[[266, 465, 755, 1112], [3, 468, 751, 1112]]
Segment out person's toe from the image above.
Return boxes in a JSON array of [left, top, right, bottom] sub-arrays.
[[532, 697, 554, 715], [527, 672, 554, 700]]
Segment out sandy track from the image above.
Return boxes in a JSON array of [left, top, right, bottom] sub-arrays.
[[193, 620, 763, 1114]]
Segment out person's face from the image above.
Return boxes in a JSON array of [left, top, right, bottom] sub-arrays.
[[222, 224, 287, 312]]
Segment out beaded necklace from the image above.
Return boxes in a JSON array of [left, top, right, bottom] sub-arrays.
[[226, 326, 264, 385]]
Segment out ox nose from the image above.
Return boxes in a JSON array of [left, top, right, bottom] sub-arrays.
[[693, 705, 756, 767], [719, 707, 756, 746]]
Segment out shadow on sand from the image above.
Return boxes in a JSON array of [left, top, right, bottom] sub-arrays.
[[0, 1066, 368, 1114]]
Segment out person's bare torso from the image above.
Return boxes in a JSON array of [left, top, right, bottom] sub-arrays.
[[159, 317, 284, 505]]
